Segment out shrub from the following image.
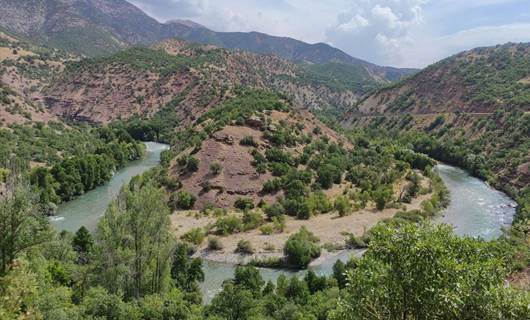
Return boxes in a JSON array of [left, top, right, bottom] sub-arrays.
[[186, 156, 199, 172], [256, 163, 267, 174], [240, 136, 257, 147], [373, 187, 393, 211], [175, 191, 196, 210], [345, 234, 368, 249], [181, 228, 205, 245], [262, 179, 283, 194], [210, 162, 222, 175], [270, 162, 291, 176], [208, 237, 223, 250], [234, 197, 255, 210], [272, 216, 286, 233], [242, 211, 265, 231], [334, 196, 351, 217], [236, 240, 254, 254], [260, 224, 274, 235], [215, 215, 244, 235], [264, 203, 285, 220], [283, 227, 321, 269]]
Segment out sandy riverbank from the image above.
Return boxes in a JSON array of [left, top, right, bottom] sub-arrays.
[[170, 190, 432, 265]]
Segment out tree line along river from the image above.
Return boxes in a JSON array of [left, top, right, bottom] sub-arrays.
[[50, 142, 517, 302]]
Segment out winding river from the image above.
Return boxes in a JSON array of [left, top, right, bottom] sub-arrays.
[[50, 142, 170, 232], [50, 147, 517, 302]]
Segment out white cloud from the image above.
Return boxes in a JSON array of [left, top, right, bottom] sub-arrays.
[[127, 0, 530, 68], [325, 0, 428, 66], [401, 23, 530, 67]]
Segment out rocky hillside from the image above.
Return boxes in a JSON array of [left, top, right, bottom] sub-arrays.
[[0, 28, 67, 125], [44, 39, 366, 125], [350, 43, 530, 117], [0, 0, 414, 82], [342, 43, 530, 200]]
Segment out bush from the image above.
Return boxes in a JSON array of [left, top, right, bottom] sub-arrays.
[[181, 228, 205, 245], [210, 162, 222, 175], [236, 240, 254, 254], [175, 191, 196, 210], [345, 234, 368, 249], [272, 216, 286, 233], [186, 156, 199, 172], [208, 237, 223, 250], [240, 136, 257, 147], [242, 211, 264, 231], [373, 187, 392, 211], [234, 198, 255, 210], [334, 196, 351, 217], [259, 224, 274, 235], [264, 203, 285, 220], [283, 227, 321, 269], [215, 215, 244, 235], [262, 179, 283, 194]]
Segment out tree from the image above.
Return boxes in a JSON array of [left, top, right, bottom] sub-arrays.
[[174, 191, 196, 210], [171, 243, 204, 292], [0, 177, 51, 276], [94, 183, 174, 299], [334, 196, 351, 217], [372, 187, 393, 211], [186, 157, 199, 172], [205, 283, 259, 320], [331, 221, 530, 320], [72, 226, 94, 265], [234, 197, 255, 210], [210, 162, 222, 175], [72, 226, 93, 255], [233, 266, 264, 294], [283, 227, 321, 269]]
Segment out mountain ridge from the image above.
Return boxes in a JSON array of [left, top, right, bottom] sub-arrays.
[[0, 0, 416, 82]]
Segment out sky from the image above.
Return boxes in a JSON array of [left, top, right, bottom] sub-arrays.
[[127, 0, 530, 68]]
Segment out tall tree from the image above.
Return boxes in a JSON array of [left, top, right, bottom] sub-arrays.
[[94, 183, 174, 298], [0, 174, 51, 276]]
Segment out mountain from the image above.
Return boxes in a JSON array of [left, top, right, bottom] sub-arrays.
[[0, 27, 66, 125], [342, 42, 530, 199], [0, 0, 415, 82], [349, 43, 530, 117], [44, 39, 366, 125]]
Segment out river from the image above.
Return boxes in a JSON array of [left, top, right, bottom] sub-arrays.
[[50, 142, 170, 232], [49, 148, 517, 302], [435, 163, 516, 240]]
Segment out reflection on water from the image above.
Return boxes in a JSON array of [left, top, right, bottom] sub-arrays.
[[50, 142, 169, 232], [435, 163, 516, 240]]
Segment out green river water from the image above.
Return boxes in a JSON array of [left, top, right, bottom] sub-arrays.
[[50, 145, 517, 301]]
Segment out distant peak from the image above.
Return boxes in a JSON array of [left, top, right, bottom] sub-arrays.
[[166, 19, 206, 30]]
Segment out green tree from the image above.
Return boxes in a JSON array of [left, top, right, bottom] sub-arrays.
[[334, 196, 351, 217], [0, 178, 51, 276], [174, 191, 196, 210], [331, 221, 530, 320], [171, 243, 204, 292], [283, 227, 321, 269], [94, 183, 174, 299], [205, 283, 260, 320]]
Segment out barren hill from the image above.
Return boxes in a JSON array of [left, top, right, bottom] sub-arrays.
[[44, 39, 364, 124]]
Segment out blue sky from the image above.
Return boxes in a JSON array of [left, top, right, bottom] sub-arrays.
[[128, 0, 530, 68]]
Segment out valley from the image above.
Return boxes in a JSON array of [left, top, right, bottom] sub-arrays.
[[0, 1, 529, 319]]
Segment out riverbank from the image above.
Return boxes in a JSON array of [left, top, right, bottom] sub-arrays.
[[50, 142, 170, 232], [171, 183, 433, 266]]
